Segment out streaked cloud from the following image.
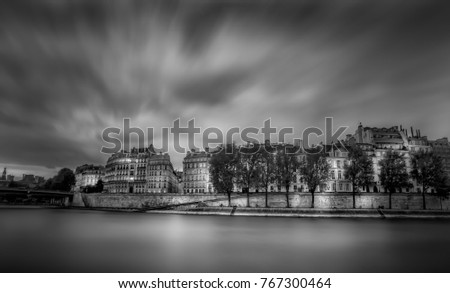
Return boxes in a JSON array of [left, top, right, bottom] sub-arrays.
[[1, 0, 450, 176]]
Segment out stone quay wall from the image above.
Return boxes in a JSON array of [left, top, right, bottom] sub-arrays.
[[78, 192, 450, 210]]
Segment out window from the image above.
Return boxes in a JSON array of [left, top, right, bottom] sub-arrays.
[[331, 171, 335, 180], [338, 171, 342, 180]]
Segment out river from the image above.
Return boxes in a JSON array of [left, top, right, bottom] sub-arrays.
[[1, 208, 449, 272]]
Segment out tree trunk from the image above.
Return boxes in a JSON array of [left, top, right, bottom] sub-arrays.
[[246, 189, 250, 208], [422, 189, 426, 210], [227, 191, 231, 207], [389, 191, 392, 209], [265, 188, 268, 208], [352, 182, 356, 209], [285, 184, 290, 208], [311, 190, 315, 208]]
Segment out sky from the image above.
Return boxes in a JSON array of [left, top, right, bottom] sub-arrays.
[[1, 0, 450, 178]]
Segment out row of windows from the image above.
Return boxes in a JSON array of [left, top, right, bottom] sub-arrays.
[[147, 177, 168, 182], [184, 169, 208, 175], [148, 171, 167, 176], [184, 183, 208, 188], [149, 183, 168, 188], [148, 165, 170, 170], [184, 188, 210, 194], [184, 162, 208, 169], [115, 164, 134, 170], [330, 171, 343, 180], [185, 175, 207, 181]]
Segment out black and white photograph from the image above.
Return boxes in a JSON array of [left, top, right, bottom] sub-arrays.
[[1, 0, 450, 291]]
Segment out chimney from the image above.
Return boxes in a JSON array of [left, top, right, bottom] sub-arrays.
[[410, 127, 414, 138], [405, 129, 408, 137]]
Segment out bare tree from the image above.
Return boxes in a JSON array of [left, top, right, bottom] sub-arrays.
[[236, 145, 262, 207], [275, 145, 301, 208], [209, 144, 239, 207], [379, 150, 410, 209], [257, 144, 276, 208], [410, 150, 447, 210], [299, 149, 331, 208], [344, 146, 374, 208]]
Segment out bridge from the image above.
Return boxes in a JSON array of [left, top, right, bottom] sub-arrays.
[[0, 188, 74, 207]]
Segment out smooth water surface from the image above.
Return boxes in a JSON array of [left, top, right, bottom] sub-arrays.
[[1, 208, 449, 272]]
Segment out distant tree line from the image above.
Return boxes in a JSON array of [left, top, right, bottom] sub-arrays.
[[43, 168, 76, 192]]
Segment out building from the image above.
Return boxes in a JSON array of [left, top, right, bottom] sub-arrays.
[[175, 170, 183, 194], [104, 145, 181, 194], [22, 174, 36, 185], [104, 147, 151, 194], [354, 124, 409, 150], [147, 153, 179, 193], [6, 175, 14, 182], [183, 149, 214, 194], [351, 123, 436, 193], [75, 164, 105, 192], [407, 126, 431, 153], [0, 167, 9, 187], [323, 144, 352, 193], [35, 176, 45, 185], [429, 137, 450, 179]]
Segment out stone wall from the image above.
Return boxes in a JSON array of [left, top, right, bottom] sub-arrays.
[[78, 192, 450, 210], [80, 193, 229, 209]]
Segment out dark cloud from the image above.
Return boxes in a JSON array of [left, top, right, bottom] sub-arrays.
[[0, 0, 450, 176], [172, 68, 253, 105]]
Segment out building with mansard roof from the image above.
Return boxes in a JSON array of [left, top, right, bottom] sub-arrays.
[[183, 148, 214, 194], [147, 153, 179, 194], [104, 145, 181, 194], [350, 123, 443, 194], [75, 164, 105, 192], [104, 147, 152, 194]]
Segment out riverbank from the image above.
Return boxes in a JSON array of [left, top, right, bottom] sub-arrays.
[[3, 204, 450, 219], [78, 192, 450, 211], [145, 206, 450, 219]]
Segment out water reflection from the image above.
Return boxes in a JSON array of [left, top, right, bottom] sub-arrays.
[[0, 209, 449, 272]]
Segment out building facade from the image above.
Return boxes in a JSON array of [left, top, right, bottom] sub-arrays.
[[183, 149, 214, 194], [0, 167, 9, 187], [323, 144, 352, 193], [429, 137, 450, 179], [104, 146, 181, 194], [351, 123, 440, 194], [104, 147, 151, 194], [75, 164, 105, 192], [147, 153, 179, 193]]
